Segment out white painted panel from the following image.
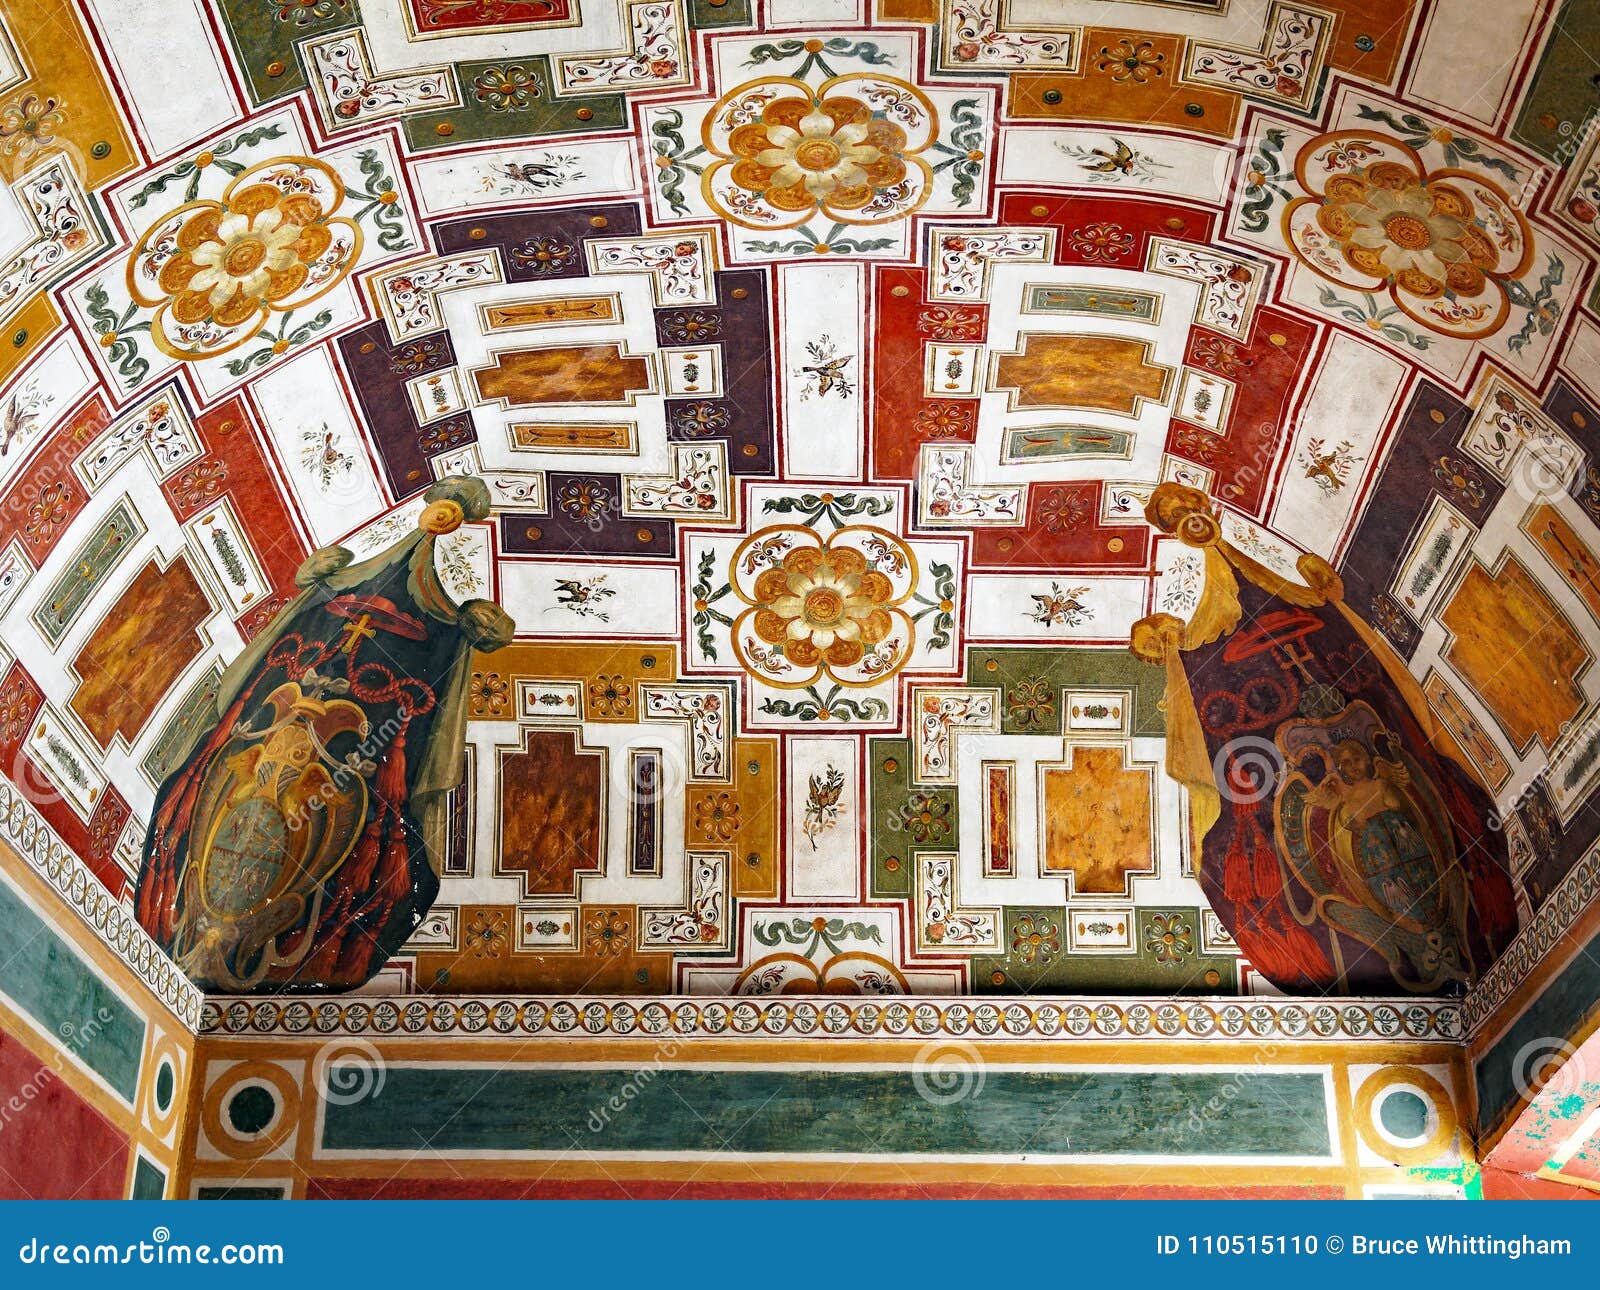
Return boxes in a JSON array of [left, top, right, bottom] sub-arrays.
[[1270, 333, 1408, 559], [997, 127, 1236, 206], [1407, 0, 1541, 126], [768, 0, 864, 24], [412, 141, 638, 216], [251, 348, 387, 548], [0, 335, 95, 489], [1563, 315, 1600, 408], [964, 574, 1151, 641], [1011, 0, 1269, 39], [780, 262, 865, 480], [499, 559, 680, 637], [82, 0, 236, 155], [787, 736, 859, 900], [0, 167, 32, 262]]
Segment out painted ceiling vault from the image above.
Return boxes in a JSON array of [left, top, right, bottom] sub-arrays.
[[0, 0, 1596, 1009]]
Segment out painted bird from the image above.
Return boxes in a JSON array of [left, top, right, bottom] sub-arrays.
[[799, 341, 855, 399], [1084, 138, 1139, 176], [553, 576, 615, 610], [0, 395, 35, 457], [496, 159, 569, 189], [1300, 438, 1356, 493]]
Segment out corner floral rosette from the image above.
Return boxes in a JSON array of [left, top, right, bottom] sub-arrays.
[[126, 156, 362, 360], [1282, 130, 1533, 340], [701, 74, 937, 229], [729, 523, 917, 688]]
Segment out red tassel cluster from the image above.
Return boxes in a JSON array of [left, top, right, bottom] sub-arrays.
[[305, 727, 412, 985], [1222, 807, 1281, 903], [1239, 909, 1332, 989]]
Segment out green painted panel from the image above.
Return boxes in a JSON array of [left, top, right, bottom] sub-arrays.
[[131, 1156, 166, 1200], [1475, 922, 1600, 1134], [31, 501, 144, 646], [687, 0, 753, 27], [868, 738, 953, 899], [0, 874, 145, 1104], [197, 1184, 287, 1200], [323, 1066, 1331, 1157], [402, 59, 627, 153], [1002, 425, 1135, 461], [1510, 0, 1600, 160], [213, 0, 360, 107], [1024, 284, 1162, 322], [973, 905, 1238, 994], [142, 662, 224, 786], [963, 646, 1168, 737]]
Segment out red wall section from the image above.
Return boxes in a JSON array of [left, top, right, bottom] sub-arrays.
[[0, 1025, 128, 1199]]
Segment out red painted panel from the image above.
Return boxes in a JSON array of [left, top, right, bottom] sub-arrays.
[[0, 661, 126, 897], [167, 395, 309, 612], [405, 0, 575, 35], [869, 266, 1150, 573], [1175, 308, 1319, 516], [995, 192, 1216, 268], [0, 395, 107, 566], [0, 1027, 128, 1199]]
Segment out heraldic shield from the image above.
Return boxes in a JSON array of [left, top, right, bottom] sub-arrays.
[[183, 676, 371, 979], [1273, 700, 1474, 992], [136, 477, 514, 994]]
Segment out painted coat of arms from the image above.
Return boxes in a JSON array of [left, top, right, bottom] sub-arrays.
[[136, 478, 514, 993], [1272, 701, 1474, 990], [1131, 484, 1516, 995]]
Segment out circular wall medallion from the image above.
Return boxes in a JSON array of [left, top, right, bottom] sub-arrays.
[[201, 1061, 301, 1159], [1355, 1067, 1455, 1165], [1378, 1087, 1430, 1140], [226, 1083, 277, 1136], [153, 1059, 176, 1115]]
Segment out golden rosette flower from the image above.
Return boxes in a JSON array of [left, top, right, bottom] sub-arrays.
[[126, 156, 361, 360], [730, 524, 916, 688], [702, 74, 937, 229], [1283, 130, 1533, 340]]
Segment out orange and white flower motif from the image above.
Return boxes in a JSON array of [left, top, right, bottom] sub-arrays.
[[730, 524, 917, 688], [702, 75, 937, 229], [126, 156, 361, 360], [1283, 130, 1533, 340]]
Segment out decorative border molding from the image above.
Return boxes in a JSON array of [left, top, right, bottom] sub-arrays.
[[0, 782, 202, 1031], [202, 994, 1464, 1042], [1463, 845, 1600, 1036]]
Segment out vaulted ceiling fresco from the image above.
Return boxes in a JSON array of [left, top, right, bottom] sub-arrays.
[[0, 0, 1596, 1010]]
